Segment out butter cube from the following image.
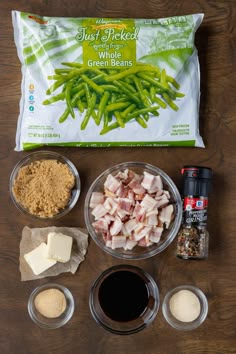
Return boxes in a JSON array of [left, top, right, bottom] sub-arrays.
[[24, 243, 57, 275], [46, 232, 73, 263]]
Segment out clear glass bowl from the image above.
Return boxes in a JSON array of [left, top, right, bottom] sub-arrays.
[[162, 285, 208, 330], [89, 264, 159, 335], [10, 151, 80, 219], [84, 162, 182, 260], [28, 283, 75, 329]]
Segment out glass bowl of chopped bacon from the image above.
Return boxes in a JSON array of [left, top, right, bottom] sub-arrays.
[[84, 162, 182, 260]]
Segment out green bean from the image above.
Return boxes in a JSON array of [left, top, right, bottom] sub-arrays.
[[114, 81, 140, 104], [62, 62, 83, 68], [97, 92, 110, 125], [81, 93, 97, 130], [43, 93, 65, 105], [162, 93, 179, 111], [55, 68, 72, 74], [131, 76, 149, 107], [150, 87, 156, 101], [152, 110, 160, 116], [106, 102, 130, 113], [153, 96, 167, 109], [114, 111, 125, 128], [59, 109, 70, 123], [166, 75, 180, 90], [59, 89, 85, 123], [119, 80, 136, 94], [81, 74, 104, 95], [84, 83, 91, 102], [135, 116, 148, 128], [77, 100, 84, 113], [100, 85, 120, 92], [143, 113, 149, 121], [126, 106, 160, 120], [100, 122, 119, 135], [121, 103, 136, 118], [103, 110, 109, 128], [92, 110, 99, 125], [65, 81, 75, 118], [137, 73, 168, 92], [105, 65, 160, 82], [176, 92, 185, 98], [47, 75, 63, 80], [71, 83, 84, 95], [46, 69, 84, 94], [92, 74, 106, 82], [111, 93, 117, 103], [143, 89, 152, 105], [161, 69, 166, 85]]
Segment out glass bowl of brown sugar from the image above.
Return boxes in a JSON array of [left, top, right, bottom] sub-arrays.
[[10, 151, 80, 219]]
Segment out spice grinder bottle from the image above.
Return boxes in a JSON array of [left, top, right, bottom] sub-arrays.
[[176, 166, 212, 260]]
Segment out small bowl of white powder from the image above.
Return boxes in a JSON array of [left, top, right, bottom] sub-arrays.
[[162, 285, 208, 330]]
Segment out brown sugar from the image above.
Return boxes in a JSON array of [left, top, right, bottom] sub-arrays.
[[12, 159, 75, 217]]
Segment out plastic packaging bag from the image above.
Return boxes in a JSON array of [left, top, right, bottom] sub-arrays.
[[12, 11, 205, 150]]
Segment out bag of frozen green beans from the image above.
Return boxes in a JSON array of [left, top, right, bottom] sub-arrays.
[[12, 11, 205, 150]]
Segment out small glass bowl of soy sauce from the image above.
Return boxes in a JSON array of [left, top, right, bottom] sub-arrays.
[[89, 265, 159, 335]]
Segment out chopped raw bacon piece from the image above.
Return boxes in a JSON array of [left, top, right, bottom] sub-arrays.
[[156, 194, 169, 209], [115, 169, 129, 181], [128, 178, 146, 195], [141, 172, 155, 190], [124, 219, 137, 234], [116, 184, 128, 197], [159, 205, 174, 229], [128, 190, 135, 201], [138, 237, 153, 247], [104, 174, 120, 193], [149, 227, 163, 243], [106, 240, 112, 248], [124, 239, 138, 250], [104, 214, 115, 224], [117, 208, 129, 220], [91, 204, 107, 219], [104, 189, 116, 198], [121, 224, 128, 236], [148, 175, 163, 194], [141, 194, 158, 211], [163, 190, 170, 199], [133, 226, 152, 241], [92, 218, 108, 233], [103, 197, 118, 215], [146, 210, 159, 216], [147, 213, 158, 225], [133, 203, 146, 222], [134, 222, 145, 234], [110, 217, 123, 236], [89, 192, 105, 208], [118, 198, 133, 212], [112, 235, 127, 249]]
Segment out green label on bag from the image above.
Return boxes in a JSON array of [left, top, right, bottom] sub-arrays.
[[78, 18, 137, 68]]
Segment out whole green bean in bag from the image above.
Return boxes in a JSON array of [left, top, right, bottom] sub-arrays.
[[12, 11, 204, 150]]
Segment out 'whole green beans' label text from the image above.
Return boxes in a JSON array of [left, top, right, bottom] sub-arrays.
[[80, 19, 137, 68]]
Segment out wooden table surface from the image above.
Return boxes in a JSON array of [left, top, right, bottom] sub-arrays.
[[0, 1, 236, 353]]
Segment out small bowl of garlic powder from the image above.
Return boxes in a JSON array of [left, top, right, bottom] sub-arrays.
[[162, 285, 208, 330], [28, 283, 75, 329]]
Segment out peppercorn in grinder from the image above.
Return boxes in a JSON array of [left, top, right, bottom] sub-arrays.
[[176, 166, 212, 259]]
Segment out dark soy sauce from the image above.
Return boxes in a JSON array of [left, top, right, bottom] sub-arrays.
[[98, 270, 149, 322]]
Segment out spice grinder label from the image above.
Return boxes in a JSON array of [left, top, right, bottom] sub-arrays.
[[183, 197, 208, 226]]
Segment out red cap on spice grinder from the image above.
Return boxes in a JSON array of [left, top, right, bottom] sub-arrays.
[[181, 166, 212, 197]]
